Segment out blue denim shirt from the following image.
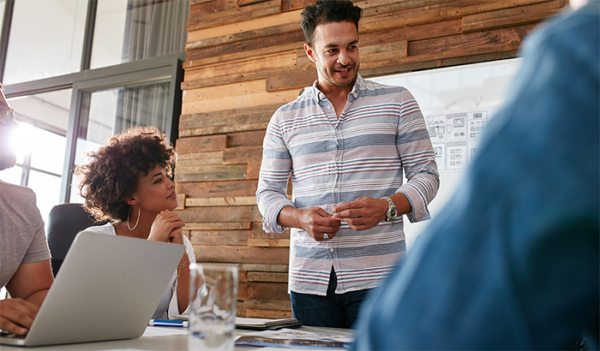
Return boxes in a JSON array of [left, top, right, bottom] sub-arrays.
[[352, 2, 599, 349]]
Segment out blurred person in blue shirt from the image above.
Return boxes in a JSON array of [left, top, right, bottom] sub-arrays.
[[352, 0, 599, 349]]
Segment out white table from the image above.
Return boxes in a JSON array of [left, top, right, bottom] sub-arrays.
[[1, 326, 353, 350]]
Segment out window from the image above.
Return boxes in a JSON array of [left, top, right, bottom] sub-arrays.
[[0, 0, 187, 223], [4, 0, 87, 84]]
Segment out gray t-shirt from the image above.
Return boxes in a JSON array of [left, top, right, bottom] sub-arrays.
[[0, 180, 51, 288]]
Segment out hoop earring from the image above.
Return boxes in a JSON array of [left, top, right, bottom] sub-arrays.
[[127, 207, 140, 231]]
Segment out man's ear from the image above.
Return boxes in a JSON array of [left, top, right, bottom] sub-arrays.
[[304, 43, 316, 63]]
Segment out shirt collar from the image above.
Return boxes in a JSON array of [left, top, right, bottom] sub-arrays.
[[311, 74, 364, 103]]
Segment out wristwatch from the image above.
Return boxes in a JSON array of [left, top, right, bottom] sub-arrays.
[[383, 196, 398, 222]]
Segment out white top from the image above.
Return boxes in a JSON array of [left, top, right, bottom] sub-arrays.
[[78, 223, 196, 319]]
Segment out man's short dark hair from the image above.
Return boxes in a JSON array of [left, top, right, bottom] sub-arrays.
[[301, 0, 362, 46]]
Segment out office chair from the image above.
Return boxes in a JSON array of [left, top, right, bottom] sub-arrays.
[[46, 203, 107, 276]]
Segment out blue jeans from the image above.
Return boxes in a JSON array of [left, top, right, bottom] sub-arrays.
[[290, 269, 370, 328]]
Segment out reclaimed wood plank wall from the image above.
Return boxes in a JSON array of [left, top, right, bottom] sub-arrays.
[[176, 0, 568, 319]]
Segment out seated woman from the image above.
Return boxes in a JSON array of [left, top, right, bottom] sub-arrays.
[[74, 126, 195, 320]]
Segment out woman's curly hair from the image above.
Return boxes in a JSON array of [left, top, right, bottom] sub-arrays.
[[74, 126, 176, 222]]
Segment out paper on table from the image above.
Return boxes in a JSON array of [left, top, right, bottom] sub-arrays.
[[235, 328, 353, 349], [143, 326, 188, 337], [235, 317, 299, 327]]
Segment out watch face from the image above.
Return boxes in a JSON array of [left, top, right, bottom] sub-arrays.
[[390, 208, 398, 219]]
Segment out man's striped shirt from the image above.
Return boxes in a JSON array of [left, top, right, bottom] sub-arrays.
[[257, 75, 439, 296]]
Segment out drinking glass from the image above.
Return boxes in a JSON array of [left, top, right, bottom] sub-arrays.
[[188, 264, 238, 351]]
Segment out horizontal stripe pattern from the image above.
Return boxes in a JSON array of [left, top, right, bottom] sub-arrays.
[[257, 75, 439, 295]]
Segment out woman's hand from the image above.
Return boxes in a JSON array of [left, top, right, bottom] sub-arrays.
[[148, 210, 185, 244]]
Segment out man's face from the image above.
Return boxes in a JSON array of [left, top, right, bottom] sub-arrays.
[[305, 21, 360, 90], [0, 89, 18, 171]]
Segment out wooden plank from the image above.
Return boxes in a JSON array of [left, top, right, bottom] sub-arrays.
[[183, 80, 268, 104], [186, 30, 305, 62], [247, 282, 290, 300], [176, 135, 228, 153], [179, 104, 280, 129], [248, 238, 290, 247], [187, 22, 300, 50], [358, 0, 549, 34], [176, 153, 224, 167], [177, 206, 263, 223], [186, 196, 257, 207], [176, 193, 186, 210], [180, 122, 270, 137], [438, 50, 519, 67], [360, 19, 462, 47], [246, 309, 293, 319], [462, 0, 566, 33], [248, 272, 288, 282], [247, 162, 261, 180], [190, 230, 251, 246], [281, 0, 315, 12], [184, 222, 252, 230], [176, 163, 248, 175], [188, 9, 301, 44], [239, 0, 272, 7], [187, 0, 282, 32], [243, 299, 291, 310], [179, 112, 274, 137], [182, 86, 298, 115], [175, 171, 248, 183], [185, 41, 304, 68], [266, 67, 317, 92], [239, 263, 288, 272], [194, 246, 290, 265], [184, 51, 297, 81], [223, 146, 263, 164], [228, 130, 267, 148], [175, 180, 259, 198], [407, 24, 534, 58], [359, 0, 451, 17]]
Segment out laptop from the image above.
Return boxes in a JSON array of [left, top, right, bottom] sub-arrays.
[[0, 231, 185, 347]]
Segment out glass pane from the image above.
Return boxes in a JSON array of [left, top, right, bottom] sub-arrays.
[[30, 129, 66, 175], [0, 0, 5, 32], [27, 170, 62, 225], [71, 81, 171, 198], [91, 0, 188, 69], [4, 0, 87, 84], [8, 89, 71, 175], [0, 165, 22, 184]]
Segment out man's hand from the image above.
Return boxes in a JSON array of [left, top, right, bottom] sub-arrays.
[[0, 298, 39, 336], [278, 206, 341, 241], [298, 207, 342, 241], [332, 197, 388, 231]]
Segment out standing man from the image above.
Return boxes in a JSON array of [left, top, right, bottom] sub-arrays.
[[256, 0, 439, 328], [0, 84, 54, 336]]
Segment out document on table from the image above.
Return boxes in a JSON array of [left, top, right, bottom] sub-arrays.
[[143, 326, 188, 337], [235, 328, 353, 349]]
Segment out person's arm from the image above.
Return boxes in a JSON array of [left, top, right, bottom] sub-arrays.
[[1, 259, 53, 335], [256, 114, 297, 234]]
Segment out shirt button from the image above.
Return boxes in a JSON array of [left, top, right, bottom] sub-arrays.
[[330, 248, 334, 252]]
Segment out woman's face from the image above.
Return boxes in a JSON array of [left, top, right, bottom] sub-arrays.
[[130, 164, 178, 213]]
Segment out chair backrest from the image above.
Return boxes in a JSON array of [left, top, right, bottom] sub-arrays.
[[46, 203, 107, 276]]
